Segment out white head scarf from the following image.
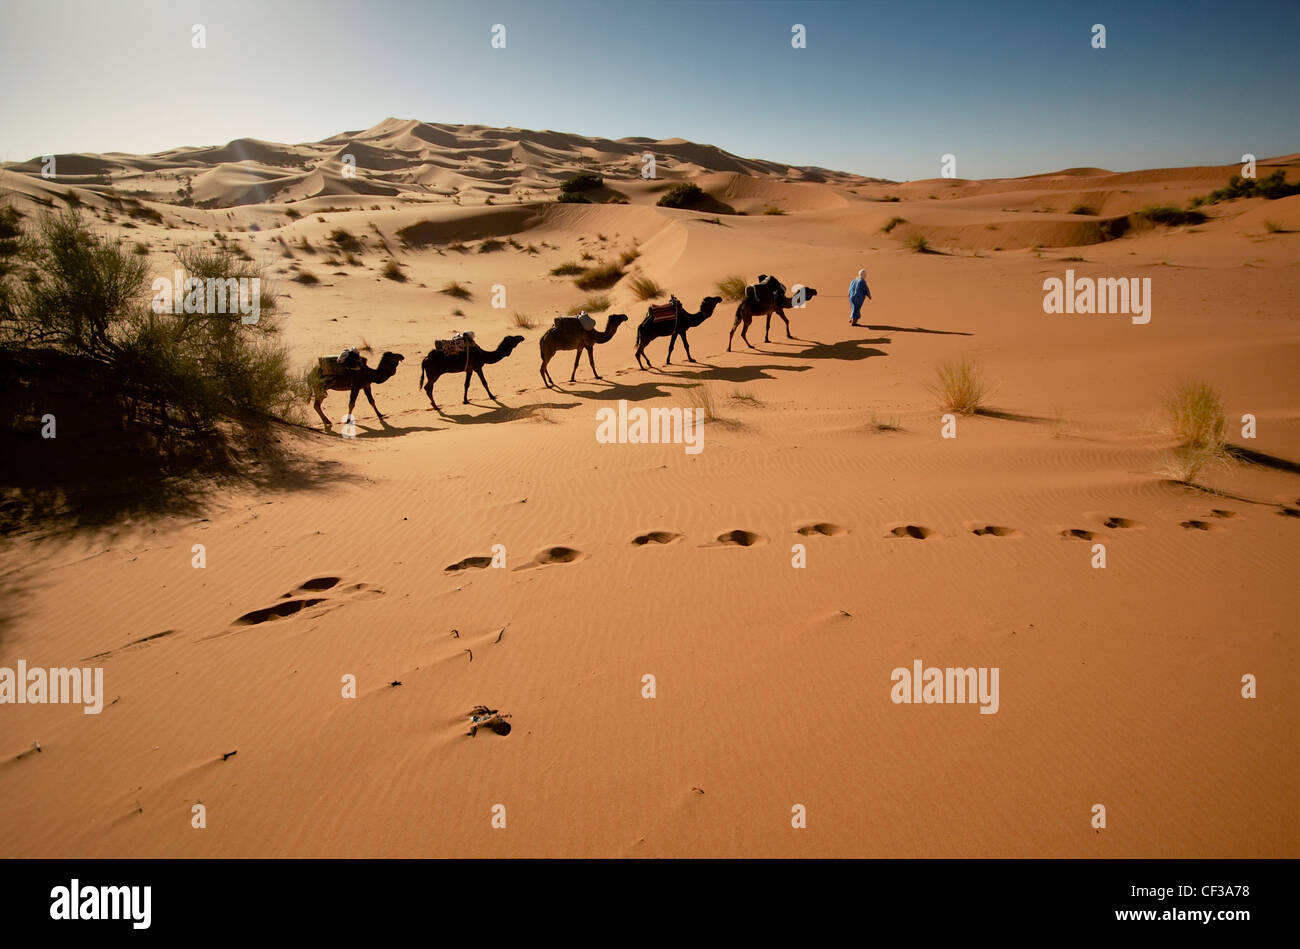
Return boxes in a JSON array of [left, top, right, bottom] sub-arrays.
[[858, 269, 866, 278]]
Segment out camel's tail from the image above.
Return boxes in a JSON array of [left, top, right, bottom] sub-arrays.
[[418, 359, 426, 391]]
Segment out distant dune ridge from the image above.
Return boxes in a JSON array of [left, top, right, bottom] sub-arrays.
[[0, 120, 1296, 859]]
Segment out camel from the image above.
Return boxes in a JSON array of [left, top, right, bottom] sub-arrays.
[[419, 334, 525, 409], [307, 350, 404, 428], [727, 279, 819, 350], [633, 295, 723, 369], [539, 313, 629, 387]]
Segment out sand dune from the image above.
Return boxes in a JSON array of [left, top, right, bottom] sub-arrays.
[[0, 121, 1296, 858]]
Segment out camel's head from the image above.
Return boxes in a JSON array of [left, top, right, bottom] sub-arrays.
[[500, 335, 526, 353], [797, 287, 818, 303], [379, 351, 406, 367], [608, 313, 629, 327], [699, 295, 724, 316]]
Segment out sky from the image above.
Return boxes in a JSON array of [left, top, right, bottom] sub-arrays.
[[1, 0, 1296, 181]]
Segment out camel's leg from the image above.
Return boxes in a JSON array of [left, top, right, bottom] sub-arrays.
[[764, 312, 772, 343], [363, 384, 383, 419], [666, 329, 677, 365], [475, 366, 496, 401], [540, 353, 553, 388], [635, 336, 651, 370], [570, 348, 582, 382], [776, 307, 793, 339], [347, 387, 360, 421], [740, 316, 755, 349], [313, 394, 332, 428], [727, 315, 741, 351], [585, 345, 600, 380], [463, 367, 474, 403], [679, 329, 695, 363], [423, 369, 440, 409]]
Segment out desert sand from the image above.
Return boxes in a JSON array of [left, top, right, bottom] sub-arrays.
[[0, 120, 1296, 857]]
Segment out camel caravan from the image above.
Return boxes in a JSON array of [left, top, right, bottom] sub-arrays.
[[308, 274, 816, 429]]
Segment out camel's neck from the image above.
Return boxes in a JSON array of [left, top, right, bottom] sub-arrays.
[[483, 347, 512, 364]]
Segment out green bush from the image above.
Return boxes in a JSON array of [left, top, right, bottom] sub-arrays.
[[1191, 170, 1300, 207], [2, 208, 297, 433], [560, 172, 603, 193], [557, 193, 591, 204], [1137, 205, 1207, 227], [656, 183, 705, 209]]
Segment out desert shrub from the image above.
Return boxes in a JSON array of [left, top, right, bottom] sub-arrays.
[[557, 193, 591, 204], [578, 294, 611, 313], [928, 356, 990, 414], [382, 260, 406, 281], [1191, 170, 1300, 206], [619, 247, 640, 266], [679, 384, 720, 422], [881, 216, 905, 233], [440, 280, 472, 299], [561, 172, 603, 193], [628, 275, 663, 300], [1163, 380, 1227, 452], [328, 227, 362, 251], [1137, 205, 1207, 227], [293, 270, 319, 285], [574, 260, 624, 291], [657, 182, 704, 209], [716, 275, 746, 301], [906, 235, 932, 253], [477, 238, 505, 253], [762, 205, 785, 215], [1069, 204, 1097, 215], [2, 208, 298, 435], [549, 261, 584, 276], [511, 312, 537, 329]]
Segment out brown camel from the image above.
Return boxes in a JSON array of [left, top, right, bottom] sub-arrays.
[[633, 295, 723, 368], [539, 313, 628, 386], [308, 351, 404, 428], [419, 334, 525, 409], [727, 280, 819, 350]]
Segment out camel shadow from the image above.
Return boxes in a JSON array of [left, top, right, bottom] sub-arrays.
[[351, 420, 444, 438], [787, 339, 891, 361], [559, 379, 692, 402], [441, 400, 581, 424], [865, 324, 974, 336], [667, 363, 812, 383]]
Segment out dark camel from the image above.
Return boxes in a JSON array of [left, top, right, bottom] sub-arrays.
[[539, 313, 628, 387], [728, 282, 819, 350], [419, 335, 525, 409], [308, 351, 404, 428], [633, 295, 723, 368]]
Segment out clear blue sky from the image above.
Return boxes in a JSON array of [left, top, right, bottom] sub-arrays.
[[1, 0, 1295, 180]]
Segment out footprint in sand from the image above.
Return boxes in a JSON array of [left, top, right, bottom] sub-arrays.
[[632, 531, 684, 545], [515, 546, 586, 569], [889, 525, 932, 540], [445, 555, 494, 571], [228, 577, 382, 629], [711, 529, 768, 547], [1180, 519, 1215, 531], [1209, 509, 1237, 519], [796, 522, 848, 537], [1060, 528, 1094, 541], [971, 525, 1019, 537], [1102, 517, 1142, 530]]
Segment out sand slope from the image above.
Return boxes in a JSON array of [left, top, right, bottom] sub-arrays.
[[1, 124, 1296, 857]]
